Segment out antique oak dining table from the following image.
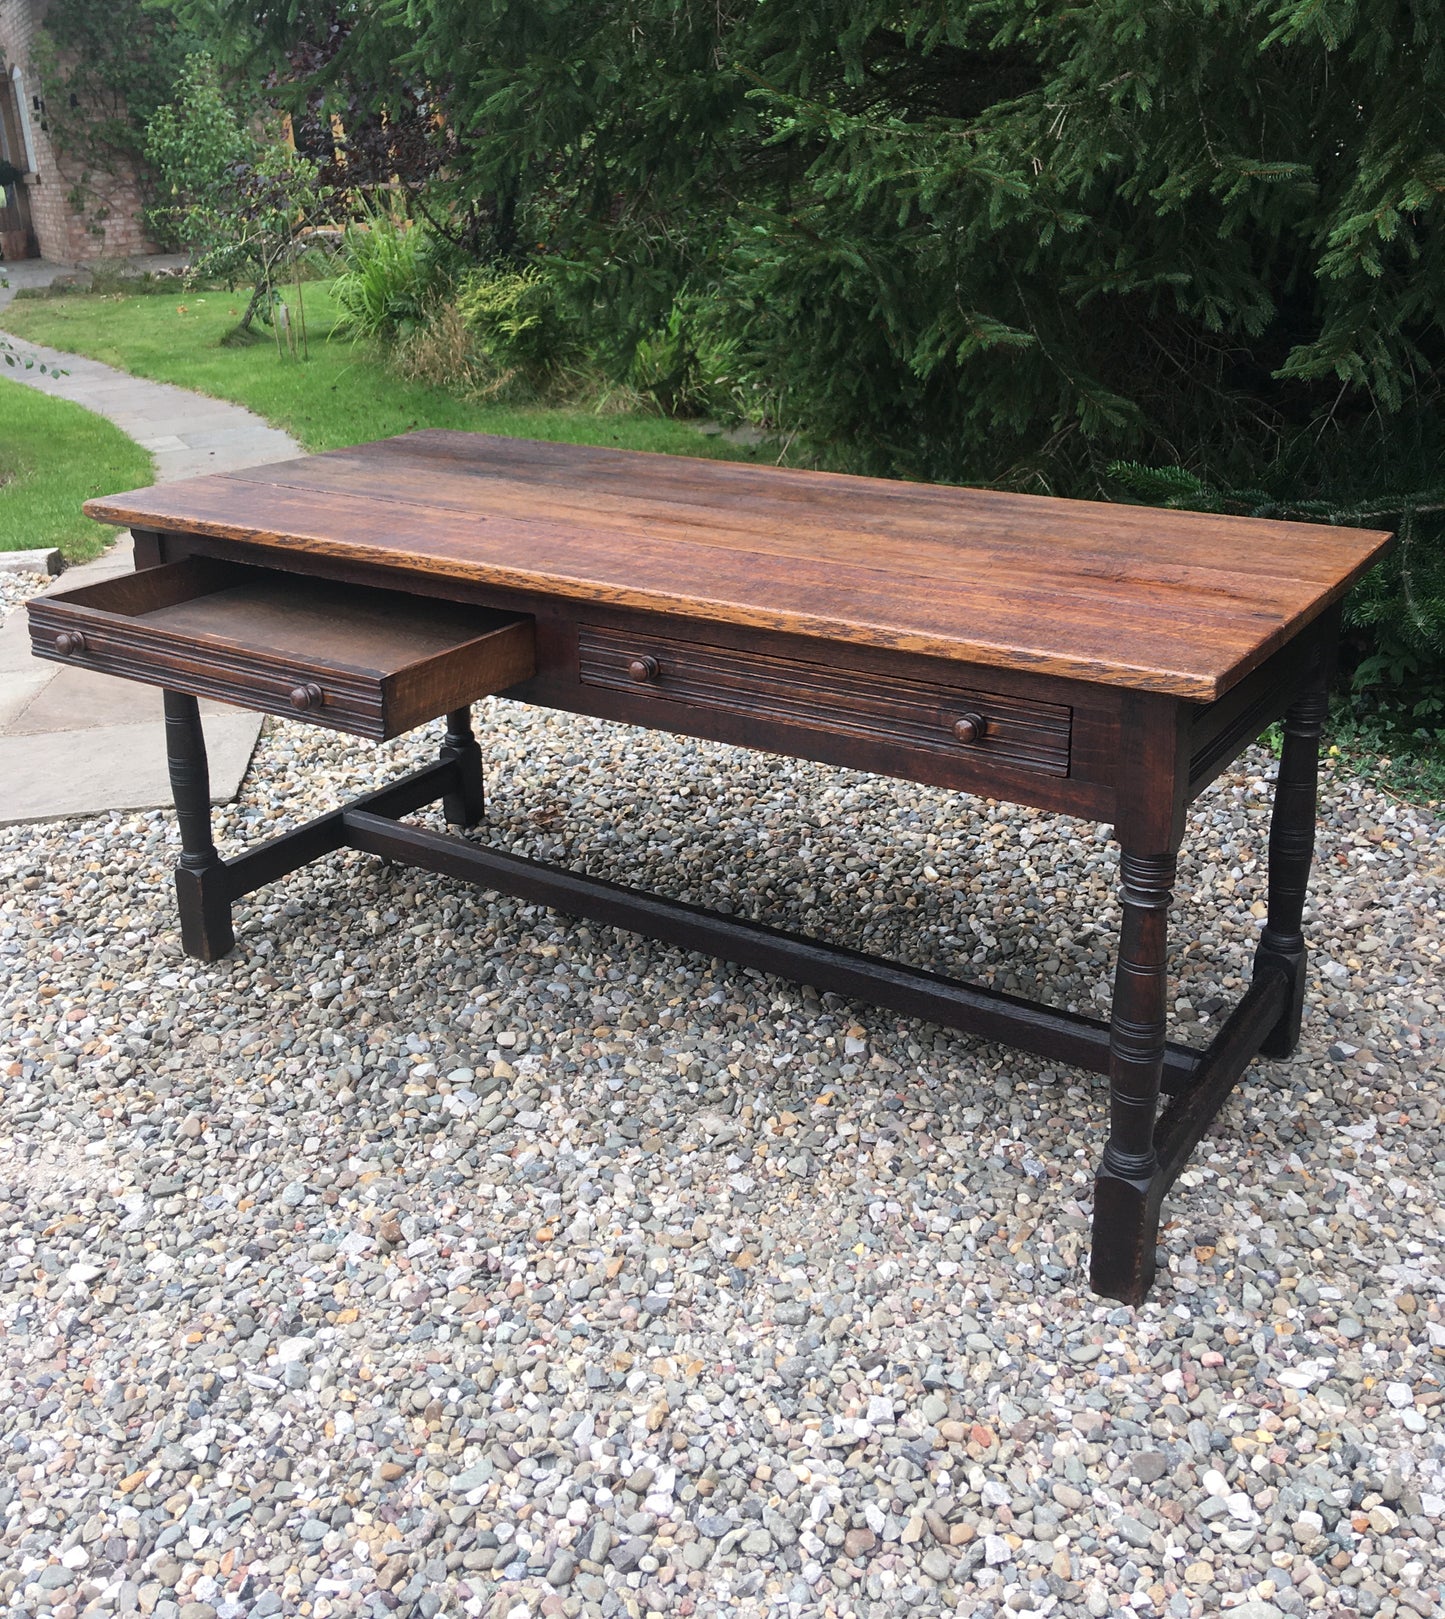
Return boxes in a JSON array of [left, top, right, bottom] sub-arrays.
[[27, 430, 1392, 1302]]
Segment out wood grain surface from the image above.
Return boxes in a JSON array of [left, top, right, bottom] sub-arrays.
[[85, 430, 1393, 699]]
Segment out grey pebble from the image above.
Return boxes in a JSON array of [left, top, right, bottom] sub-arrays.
[[608, 1537, 648, 1572], [1115, 1515, 1154, 1549], [921, 1547, 952, 1580]]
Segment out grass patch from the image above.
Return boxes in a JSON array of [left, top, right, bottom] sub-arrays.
[[1, 281, 770, 462], [0, 377, 154, 561]]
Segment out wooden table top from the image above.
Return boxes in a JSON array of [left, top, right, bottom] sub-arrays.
[[86, 430, 1392, 701]]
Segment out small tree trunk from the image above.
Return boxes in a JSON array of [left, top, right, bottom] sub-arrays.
[[237, 281, 269, 332]]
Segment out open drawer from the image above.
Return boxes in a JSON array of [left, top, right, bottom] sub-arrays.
[[27, 558, 536, 741]]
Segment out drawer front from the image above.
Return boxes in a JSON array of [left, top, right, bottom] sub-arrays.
[[579, 627, 1072, 775], [28, 560, 536, 741], [32, 609, 392, 733]]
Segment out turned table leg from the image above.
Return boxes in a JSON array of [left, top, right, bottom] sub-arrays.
[[1091, 846, 1177, 1302], [164, 690, 234, 960], [440, 706, 485, 828], [1253, 672, 1330, 1057]]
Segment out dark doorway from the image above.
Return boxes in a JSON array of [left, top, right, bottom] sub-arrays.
[[0, 68, 39, 260]]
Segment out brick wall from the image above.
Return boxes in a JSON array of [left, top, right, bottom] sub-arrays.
[[0, 0, 160, 262]]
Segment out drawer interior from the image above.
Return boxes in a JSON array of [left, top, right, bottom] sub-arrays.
[[143, 575, 503, 668], [28, 558, 536, 740]]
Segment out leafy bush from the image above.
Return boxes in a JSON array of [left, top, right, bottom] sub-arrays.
[[146, 55, 331, 336], [29, 0, 201, 238], [453, 266, 580, 386], [623, 297, 748, 419], [144, 55, 252, 249], [388, 302, 498, 398], [332, 223, 586, 397]]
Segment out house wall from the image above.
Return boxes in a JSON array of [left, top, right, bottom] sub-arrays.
[[0, 0, 160, 261]]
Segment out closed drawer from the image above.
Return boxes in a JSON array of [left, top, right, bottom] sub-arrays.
[[579, 627, 1071, 775], [28, 558, 535, 741]]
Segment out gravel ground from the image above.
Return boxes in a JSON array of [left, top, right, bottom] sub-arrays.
[[1, 577, 1442, 1619], [0, 571, 51, 616]]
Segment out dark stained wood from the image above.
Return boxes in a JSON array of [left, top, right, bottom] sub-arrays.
[[139, 731, 1205, 1088], [84, 430, 1393, 701], [46, 428, 1385, 1303], [164, 689, 234, 961], [1254, 664, 1332, 1057], [1094, 967, 1290, 1305], [144, 687, 1311, 1302], [141, 538, 1130, 814], [578, 625, 1073, 776], [338, 809, 1204, 1087], [221, 756, 465, 900], [440, 707, 485, 827], [1153, 969, 1290, 1187], [1091, 692, 1191, 1303], [38, 554, 246, 617], [1092, 848, 1177, 1304], [28, 558, 536, 740], [130, 528, 166, 571], [511, 612, 1120, 821], [1186, 614, 1334, 802]]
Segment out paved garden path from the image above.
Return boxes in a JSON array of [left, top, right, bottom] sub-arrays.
[[1, 259, 298, 824]]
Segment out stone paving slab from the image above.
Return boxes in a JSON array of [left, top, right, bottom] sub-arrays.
[[1, 265, 297, 822], [0, 336, 297, 470], [0, 252, 190, 307], [5, 662, 240, 736], [0, 547, 62, 576], [0, 709, 261, 825], [0, 670, 49, 733], [0, 614, 40, 675]]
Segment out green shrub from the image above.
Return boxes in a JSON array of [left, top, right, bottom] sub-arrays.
[[146, 57, 330, 336], [389, 301, 497, 398], [144, 54, 251, 251], [453, 265, 580, 384]]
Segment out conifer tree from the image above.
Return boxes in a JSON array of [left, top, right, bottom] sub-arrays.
[[181, 0, 1445, 678]]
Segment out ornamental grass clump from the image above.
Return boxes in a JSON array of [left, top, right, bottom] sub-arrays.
[[331, 206, 448, 345]]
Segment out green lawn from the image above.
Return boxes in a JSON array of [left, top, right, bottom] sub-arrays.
[[0, 376, 154, 559], [1, 281, 764, 462]]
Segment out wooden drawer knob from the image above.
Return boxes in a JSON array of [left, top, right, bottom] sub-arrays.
[[55, 630, 87, 657], [628, 655, 660, 684], [289, 682, 324, 712], [952, 712, 986, 745]]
